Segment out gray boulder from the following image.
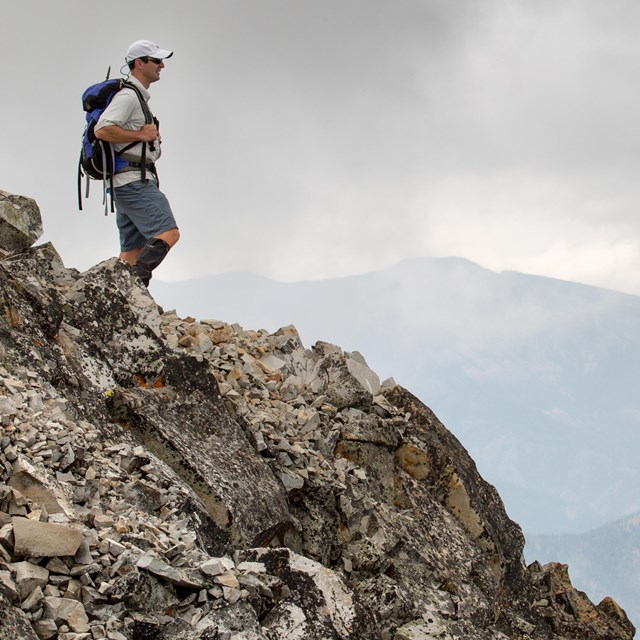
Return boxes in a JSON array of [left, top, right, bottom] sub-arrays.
[[0, 191, 42, 255]]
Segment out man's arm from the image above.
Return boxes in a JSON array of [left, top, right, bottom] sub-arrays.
[[94, 123, 158, 143]]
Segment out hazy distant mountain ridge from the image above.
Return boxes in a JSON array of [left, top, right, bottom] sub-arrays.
[[153, 257, 640, 535]]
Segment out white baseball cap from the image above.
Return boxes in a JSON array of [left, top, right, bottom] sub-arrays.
[[125, 40, 174, 63]]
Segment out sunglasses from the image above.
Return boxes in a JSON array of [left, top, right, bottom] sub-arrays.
[[141, 57, 164, 65]]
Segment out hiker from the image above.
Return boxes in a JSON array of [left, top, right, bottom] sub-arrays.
[[94, 40, 179, 286]]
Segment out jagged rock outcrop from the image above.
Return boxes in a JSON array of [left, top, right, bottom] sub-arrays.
[[0, 190, 634, 639]]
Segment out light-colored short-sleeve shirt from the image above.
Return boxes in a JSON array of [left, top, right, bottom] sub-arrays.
[[95, 75, 162, 188]]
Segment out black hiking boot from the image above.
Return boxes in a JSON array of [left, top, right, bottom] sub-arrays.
[[132, 238, 170, 286]]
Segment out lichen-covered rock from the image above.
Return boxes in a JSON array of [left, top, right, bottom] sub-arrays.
[[106, 354, 292, 551], [0, 593, 39, 640], [384, 385, 526, 594], [196, 601, 268, 639], [239, 547, 378, 639]]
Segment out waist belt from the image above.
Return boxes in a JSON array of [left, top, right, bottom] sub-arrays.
[[118, 162, 156, 173], [118, 161, 158, 186]]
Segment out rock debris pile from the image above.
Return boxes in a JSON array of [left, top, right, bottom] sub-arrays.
[[0, 189, 635, 639]]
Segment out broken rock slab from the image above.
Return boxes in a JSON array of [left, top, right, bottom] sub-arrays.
[[346, 352, 381, 396], [201, 556, 235, 577], [8, 458, 74, 517], [43, 596, 90, 633], [0, 190, 43, 255], [319, 351, 374, 411], [12, 517, 84, 558], [137, 553, 185, 585], [137, 553, 207, 589], [12, 561, 49, 600]]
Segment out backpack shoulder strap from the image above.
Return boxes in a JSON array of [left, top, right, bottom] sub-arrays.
[[121, 80, 153, 125], [120, 80, 156, 181]]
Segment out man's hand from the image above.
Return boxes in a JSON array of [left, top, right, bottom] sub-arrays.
[[138, 124, 159, 142]]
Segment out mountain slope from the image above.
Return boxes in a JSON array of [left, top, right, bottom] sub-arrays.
[[153, 257, 640, 535], [1, 190, 635, 639]]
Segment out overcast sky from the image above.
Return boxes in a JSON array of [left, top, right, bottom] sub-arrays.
[[3, 0, 640, 294]]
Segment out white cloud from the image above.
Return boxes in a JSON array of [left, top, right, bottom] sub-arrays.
[[3, 0, 640, 295]]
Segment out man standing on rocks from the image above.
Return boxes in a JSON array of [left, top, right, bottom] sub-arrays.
[[94, 40, 180, 286]]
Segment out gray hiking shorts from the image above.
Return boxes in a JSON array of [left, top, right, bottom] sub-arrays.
[[113, 180, 177, 252]]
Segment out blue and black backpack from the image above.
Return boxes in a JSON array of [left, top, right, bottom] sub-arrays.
[[77, 71, 156, 213]]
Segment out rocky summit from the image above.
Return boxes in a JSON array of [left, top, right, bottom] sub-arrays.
[[0, 188, 634, 640]]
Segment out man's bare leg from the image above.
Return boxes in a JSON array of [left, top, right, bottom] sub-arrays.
[[120, 228, 179, 267], [154, 228, 180, 249], [129, 228, 180, 286], [120, 247, 144, 266]]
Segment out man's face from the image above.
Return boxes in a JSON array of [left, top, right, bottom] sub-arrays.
[[139, 57, 165, 83]]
